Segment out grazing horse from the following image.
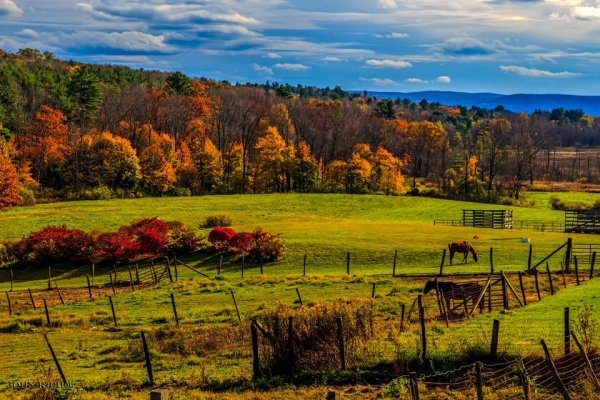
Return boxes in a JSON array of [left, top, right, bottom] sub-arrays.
[[448, 241, 478, 265], [423, 279, 484, 313]]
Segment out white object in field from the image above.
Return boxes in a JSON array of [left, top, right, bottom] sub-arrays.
[[521, 238, 530, 243]]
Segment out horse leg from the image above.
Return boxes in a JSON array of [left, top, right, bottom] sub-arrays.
[[462, 251, 468, 264], [449, 250, 454, 265]]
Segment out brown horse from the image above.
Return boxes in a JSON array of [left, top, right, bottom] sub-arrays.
[[448, 241, 478, 265], [423, 279, 484, 313]]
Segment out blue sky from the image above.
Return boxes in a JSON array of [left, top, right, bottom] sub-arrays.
[[1, 0, 600, 94]]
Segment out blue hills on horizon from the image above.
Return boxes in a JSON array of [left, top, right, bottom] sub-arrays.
[[366, 91, 600, 116]]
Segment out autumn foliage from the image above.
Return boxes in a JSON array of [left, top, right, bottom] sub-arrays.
[[6, 218, 201, 265], [208, 226, 285, 261]]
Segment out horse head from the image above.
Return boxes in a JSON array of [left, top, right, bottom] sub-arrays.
[[423, 279, 436, 294], [467, 242, 478, 262]]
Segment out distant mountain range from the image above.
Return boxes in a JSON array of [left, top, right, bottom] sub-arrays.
[[366, 91, 600, 116]]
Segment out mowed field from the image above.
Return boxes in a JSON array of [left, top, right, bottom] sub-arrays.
[[1, 192, 600, 399]]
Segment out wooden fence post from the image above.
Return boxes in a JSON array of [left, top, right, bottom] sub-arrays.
[[141, 331, 154, 386], [518, 359, 531, 400], [170, 293, 179, 326], [295, 288, 303, 305], [218, 254, 223, 276], [574, 256, 580, 285], [28, 288, 36, 310], [231, 290, 241, 323], [128, 266, 135, 290], [43, 298, 51, 326], [91, 263, 95, 287], [259, 255, 264, 275], [48, 266, 52, 290], [135, 264, 141, 286], [251, 320, 261, 380], [44, 333, 67, 385], [400, 303, 406, 332], [490, 247, 494, 274], [56, 284, 64, 305], [371, 283, 376, 299], [534, 270, 542, 300], [109, 296, 117, 327], [540, 339, 572, 400], [419, 296, 426, 363], [166, 262, 173, 283], [501, 271, 509, 310], [518, 271, 527, 306], [409, 371, 420, 400], [564, 307, 570, 355], [590, 251, 596, 280], [475, 362, 484, 400], [491, 319, 500, 360], [439, 290, 449, 327], [565, 238, 573, 272], [113, 265, 118, 282], [109, 272, 116, 296], [5, 292, 11, 315], [337, 317, 346, 370], [460, 286, 470, 320], [439, 249, 446, 276], [346, 252, 350, 275], [546, 263, 555, 295], [527, 244, 533, 271], [174, 262, 178, 281], [86, 274, 93, 299], [150, 264, 158, 284], [10, 269, 13, 292], [303, 254, 307, 276], [393, 250, 398, 277], [571, 329, 600, 389]]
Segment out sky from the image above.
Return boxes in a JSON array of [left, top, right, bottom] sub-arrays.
[[1, 0, 600, 95]]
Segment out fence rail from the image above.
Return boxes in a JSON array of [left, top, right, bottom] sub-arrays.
[[513, 220, 566, 233]]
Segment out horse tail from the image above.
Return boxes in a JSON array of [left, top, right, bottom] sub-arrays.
[[469, 244, 478, 262]]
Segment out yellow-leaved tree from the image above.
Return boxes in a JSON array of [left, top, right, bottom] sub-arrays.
[[373, 146, 405, 193], [254, 126, 294, 192]]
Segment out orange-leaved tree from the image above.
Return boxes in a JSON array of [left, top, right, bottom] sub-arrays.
[[18, 105, 70, 184], [0, 138, 23, 210]]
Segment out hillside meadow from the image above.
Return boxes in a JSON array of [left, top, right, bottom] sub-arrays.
[[1, 191, 600, 399]]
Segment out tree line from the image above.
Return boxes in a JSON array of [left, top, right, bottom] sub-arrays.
[[1, 48, 600, 210]]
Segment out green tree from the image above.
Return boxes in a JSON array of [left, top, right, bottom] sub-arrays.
[[68, 65, 103, 130], [165, 71, 192, 96]]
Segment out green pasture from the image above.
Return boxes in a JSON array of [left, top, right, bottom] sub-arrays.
[[1, 192, 599, 291], [1, 192, 600, 398]]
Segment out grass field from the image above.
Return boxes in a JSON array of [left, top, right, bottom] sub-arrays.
[[1, 191, 600, 399]]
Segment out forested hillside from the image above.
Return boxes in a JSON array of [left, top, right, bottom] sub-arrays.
[[1, 48, 600, 210]]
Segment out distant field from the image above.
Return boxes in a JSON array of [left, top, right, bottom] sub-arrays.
[[1, 192, 598, 289]]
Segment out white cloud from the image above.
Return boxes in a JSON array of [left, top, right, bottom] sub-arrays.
[[366, 59, 412, 68], [274, 63, 309, 71], [60, 31, 174, 54], [387, 32, 409, 39], [499, 65, 583, 78], [0, 0, 22, 16], [323, 56, 345, 62], [406, 78, 429, 83], [16, 29, 39, 39], [436, 76, 452, 83], [264, 52, 282, 59], [377, 0, 398, 9], [571, 6, 600, 20], [359, 77, 401, 86], [252, 63, 273, 75]]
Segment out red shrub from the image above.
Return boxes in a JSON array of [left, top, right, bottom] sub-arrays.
[[227, 232, 253, 255], [8, 225, 93, 265], [208, 227, 237, 251], [94, 231, 140, 264], [164, 221, 202, 255], [124, 217, 170, 255], [249, 228, 286, 262]]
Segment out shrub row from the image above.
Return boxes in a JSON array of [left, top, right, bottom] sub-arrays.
[[5, 217, 200, 265], [208, 226, 285, 262]]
